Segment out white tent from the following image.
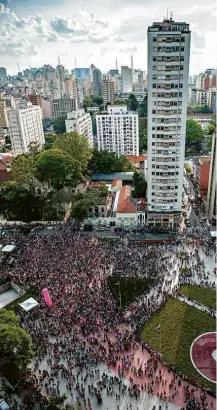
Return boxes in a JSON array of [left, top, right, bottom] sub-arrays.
[[1, 244, 16, 253], [19, 297, 39, 312]]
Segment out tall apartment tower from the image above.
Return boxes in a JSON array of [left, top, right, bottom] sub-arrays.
[[102, 76, 115, 105], [206, 133, 216, 223], [147, 18, 191, 228], [96, 106, 139, 157], [7, 102, 44, 155]]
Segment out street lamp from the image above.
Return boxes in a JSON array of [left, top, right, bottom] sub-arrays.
[[115, 281, 122, 309]]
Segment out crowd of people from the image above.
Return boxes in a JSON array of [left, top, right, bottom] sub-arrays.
[[0, 227, 216, 410]]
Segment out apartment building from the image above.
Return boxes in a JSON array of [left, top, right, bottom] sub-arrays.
[[7, 102, 44, 155], [102, 76, 115, 105], [147, 18, 191, 228], [0, 93, 8, 139], [96, 106, 139, 157], [52, 97, 77, 119], [65, 109, 93, 147], [206, 134, 216, 223], [195, 156, 211, 200]]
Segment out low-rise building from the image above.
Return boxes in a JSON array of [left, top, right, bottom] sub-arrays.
[[195, 156, 211, 200], [206, 134, 216, 223], [65, 109, 93, 147], [187, 113, 213, 130], [0, 154, 13, 183]]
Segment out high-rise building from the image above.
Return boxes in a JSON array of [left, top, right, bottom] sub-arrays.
[[206, 134, 216, 223], [196, 90, 208, 106], [0, 93, 8, 139], [52, 96, 77, 119], [96, 106, 139, 157], [147, 18, 191, 228], [109, 69, 119, 77], [27, 93, 42, 107], [64, 75, 77, 98], [41, 98, 53, 119], [188, 87, 197, 106], [207, 88, 216, 113], [7, 102, 44, 155], [121, 66, 133, 94], [0, 67, 7, 87], [93, 69, 102, 96], [65, 110, 93, 147], [102, 76, 115, 105], [74, 68, 90, 81]]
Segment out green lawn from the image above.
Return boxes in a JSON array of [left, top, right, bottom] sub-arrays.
[[177, 285, 216, 310], [108, 276, 153, 308], [141, 298, 216, 391]]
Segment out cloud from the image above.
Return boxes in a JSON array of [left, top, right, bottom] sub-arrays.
[[0, 36, 38, 56], [50, 16, 88, 35], [119, 45, 137, 54]]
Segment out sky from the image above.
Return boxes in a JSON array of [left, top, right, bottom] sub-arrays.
[[0, 0, 216, 75]]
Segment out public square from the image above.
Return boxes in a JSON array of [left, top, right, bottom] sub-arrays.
[[0, 227, 216, 410]]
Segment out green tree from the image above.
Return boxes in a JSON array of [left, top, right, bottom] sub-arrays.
[[98, 182, 109, 198], [138, 96, 148, 117], [11, 154, 36, 184], [186, 119, 204, 147], [0, 180, 46, 222], [28, 141, 41, 155], [185, 164, 192, 174], [44, 133, 57, 150], [71, 190, 98, 222], [91, 95, 103, 106], [0, 323, 33, 370], [0, 309, 20, 326], [53, 132, 92, 170], [89, 149, 132, 173], [83, 97, 96, 110], [139, 117, 148, 152], [132, 171, 147, 198], [35, 149, 82, 190], [5, 135, 11, 145], [53, 116, 66, 135], [128, 94, 139, 111], [114, 99, 127, 106]]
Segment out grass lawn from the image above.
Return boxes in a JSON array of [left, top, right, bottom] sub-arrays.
[[108, 276, 153, 308], [141, 298, 216, 391], [177, 285, 216, 310]]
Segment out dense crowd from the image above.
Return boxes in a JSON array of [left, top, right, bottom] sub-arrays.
[[0, 227, 216, 410]]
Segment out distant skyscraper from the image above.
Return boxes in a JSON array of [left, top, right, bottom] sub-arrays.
[[147, 17, 191, 228], [0, 67, 7, 87], [92, 69, 102, 96], [109, 69, 119, 77], [121, 66, 133, 94], [74, 68, 90, 81], [102, 76, 115, 105]]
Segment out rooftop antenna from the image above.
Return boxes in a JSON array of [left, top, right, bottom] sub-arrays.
[[17, 58, 20, 73], [166, 9, 168, 19], [170, 11, 173, 21], [58, 53, 61, 66], [131, 55, 133, 71], [74, 57, 77, 68], [116, 57, 118, 70]]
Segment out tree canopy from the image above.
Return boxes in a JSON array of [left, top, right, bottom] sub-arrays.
[[0, 309, 33, 371], [89, 149, 133, 173], [53, 132, 92, 170], [35, 149, 82, 190], [53, 116, 66, 135], [128, 94, 139, 111], [132, 171, 147, 198], [44, 133, 57, 150], [187, 105, 212, 114], [186, 119, 204, 147], [11, 154, 36, 184], [139, 117, 147, 152]]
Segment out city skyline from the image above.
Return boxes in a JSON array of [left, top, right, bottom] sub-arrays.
[[0, 0, 216, 75]]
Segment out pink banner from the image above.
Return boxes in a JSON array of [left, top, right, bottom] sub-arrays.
[[42, 288, 53, 306]]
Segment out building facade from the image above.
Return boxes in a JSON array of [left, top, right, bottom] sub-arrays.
[[206, 134, 216, 223], [65, 110, 93, 147], [0, 93, 8, 139], [121, 66, 133, 94], [102, 76, 115, 105], [147, 18, 191, 228], [195, 156, 211, 201], [52, 97, 77, 119], [96, 106, 139, 157], [92, 69, 102, 96], [0, 67, 7, 87], [7, 103, 44, 155]]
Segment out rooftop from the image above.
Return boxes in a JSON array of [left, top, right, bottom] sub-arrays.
[[92, 172, 134, 182], [127, 154, 147, 163], [117, 185, 137, 214]]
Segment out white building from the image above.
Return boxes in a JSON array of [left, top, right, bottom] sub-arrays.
[[147, 18, 191, 228], [65, 109, 93, 147], [196, 90, 207, 106], [7, 102, 44, 155], [207, 88, 216, 113], [188, 87, 197, 106], [96, 106, 139, 157], [187, 114, 212, 130], [121, 66, 133, 94], [206, 134, 216, 223]]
